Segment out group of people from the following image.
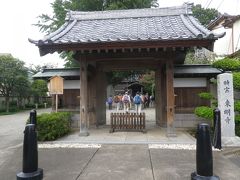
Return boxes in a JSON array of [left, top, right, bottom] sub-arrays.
[[106, 91, 155, 114]]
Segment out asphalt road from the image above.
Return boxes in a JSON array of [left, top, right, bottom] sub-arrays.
[[0, 108, 51, 167]]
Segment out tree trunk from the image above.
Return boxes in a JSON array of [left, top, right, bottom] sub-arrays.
[[5, 96, 10, 113]]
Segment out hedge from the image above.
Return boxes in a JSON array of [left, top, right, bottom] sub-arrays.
[[235, 115, 240, 137], [234, 100, 240, 112], [233, 72, 240, 90], [35, 112, 71, 141], [198, 92, 214, 100], [194, 106, 214, 120], [212, 58, 240, 71]]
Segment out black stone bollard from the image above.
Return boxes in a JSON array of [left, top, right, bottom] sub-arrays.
[[191, 123, 220, 180], [30, 109, 37, 127], [213, 108, 222, 150], [16, 124, 43, 180]]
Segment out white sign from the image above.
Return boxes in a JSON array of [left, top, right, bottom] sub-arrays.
[[217, 73, 235, 137]]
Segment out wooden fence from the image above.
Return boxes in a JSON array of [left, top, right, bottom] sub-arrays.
[[110, 112, 146, 133]]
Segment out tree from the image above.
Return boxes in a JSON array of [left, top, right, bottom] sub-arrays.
[[184, 5, 219, 64], [139, 71, 155, 95], [13, 76, 32, 109], [0, 54, 29, 112], [35, 0, 158, 67], [28, 63, 57, 74], [192, 4, 219, 27], [31, 80, 48, 104]]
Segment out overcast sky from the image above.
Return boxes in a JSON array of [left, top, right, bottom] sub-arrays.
[[0, 0, 239, 68]]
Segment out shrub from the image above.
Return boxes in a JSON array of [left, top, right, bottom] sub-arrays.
[[212, 58, 240, 71], [25, 103, 36, 109], [198, 92, 214, 100], [35, 112, 71, 141], [194, 106, 213, 120], [233, 72, 240, 90], [234, 100, 240, 112], [235, 115, 240, 137]]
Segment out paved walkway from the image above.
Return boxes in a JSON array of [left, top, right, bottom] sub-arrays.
[[1, 108, 240, 180], [1, 144, 240, 180], [0, 108, 51, 167], [57, 108, 195, 145], [56, 127, 195, 145]]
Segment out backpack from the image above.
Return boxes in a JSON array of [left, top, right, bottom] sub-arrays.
[[134, 95, 141, 104], [114, 96, 119, 103], [123, 95, 129, 103], [107, 97, 113, 104]]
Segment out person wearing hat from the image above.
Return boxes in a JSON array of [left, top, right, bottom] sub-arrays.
[[122, 92, 131, 113]]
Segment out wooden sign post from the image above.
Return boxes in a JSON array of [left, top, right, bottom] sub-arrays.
[[49, 76, 64, 112]]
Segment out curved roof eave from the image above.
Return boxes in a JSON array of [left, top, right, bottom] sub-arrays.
[[29, 4, 222, 56]]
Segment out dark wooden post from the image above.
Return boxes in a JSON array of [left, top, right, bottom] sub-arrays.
[[161, 64, 167, 127], [88, 65, 97, 126], [166, 60, 176, 136], [79, 55, 89, 136], [96, 67, 107, 126], [155, 64, 162, 126]]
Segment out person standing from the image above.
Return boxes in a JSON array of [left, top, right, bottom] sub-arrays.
[[122, 92, 131, 113], [150, 94, 155, 107], [133, 92, 142, 114], [141, 93, 145, 109], [114, 94, 121, 112], [107, 95, 113, 110]]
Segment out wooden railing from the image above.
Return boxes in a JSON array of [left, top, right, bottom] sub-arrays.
[[110, 112, 146, 133]]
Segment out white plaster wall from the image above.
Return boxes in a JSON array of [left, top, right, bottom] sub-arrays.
[[233, 19, 240, 52], [47, 78, 206, 90], [63, 80, 80, 89], [213, 19, 240, 56], [173, 78, 207, 87], [213, 27, 232, 55], [47, 80, 80, 90]]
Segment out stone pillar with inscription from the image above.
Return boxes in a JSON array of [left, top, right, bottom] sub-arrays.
[[217, 72, 240, 145]]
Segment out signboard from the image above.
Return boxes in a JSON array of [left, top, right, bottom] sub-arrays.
[[49, 76, 64, 95], [217, 73, 235, 137]]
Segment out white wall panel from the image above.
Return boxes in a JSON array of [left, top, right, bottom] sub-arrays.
[[174, 78, 207, 87]]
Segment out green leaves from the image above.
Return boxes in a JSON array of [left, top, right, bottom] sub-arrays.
[[35, 0, 159, 67], [212, 58, 240, 71], [35, 112, 71, 141], [0, 54, 29, 112], [194, 106, 214, 120], [192, 4, 219, 27], [31, 80, 48, 98], [198, 92, 214, 100], [233, 72, 240, 90]]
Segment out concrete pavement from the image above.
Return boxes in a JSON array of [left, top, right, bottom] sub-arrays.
[[1, 145, 240, 180], [1, 109, 240, 180]]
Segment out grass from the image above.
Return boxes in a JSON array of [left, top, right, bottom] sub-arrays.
[[0, 111, 18, 115]]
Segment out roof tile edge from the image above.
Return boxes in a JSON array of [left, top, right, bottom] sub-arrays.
[[65, 3, 193, 21]]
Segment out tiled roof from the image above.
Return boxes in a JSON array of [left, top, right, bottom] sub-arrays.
[[29, 3, 222, 47], [33, 65, 221, 79], [174, 64, 222, 77], [208, 14, 240, 29], [33, 68, 80, 79]]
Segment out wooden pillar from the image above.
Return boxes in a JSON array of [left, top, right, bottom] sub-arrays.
[[155, 64, 163, 126], [166, 60, 176, 136], [88, 67, 97, 126], [161, 65, 167, 127], [79, 55, 89, 136], [96, 68, 107, 126]]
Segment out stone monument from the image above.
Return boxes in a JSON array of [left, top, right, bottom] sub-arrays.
[[217, 72, 240, 146]]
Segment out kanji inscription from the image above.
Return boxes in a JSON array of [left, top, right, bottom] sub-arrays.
[[217, 73, 235, 137]]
